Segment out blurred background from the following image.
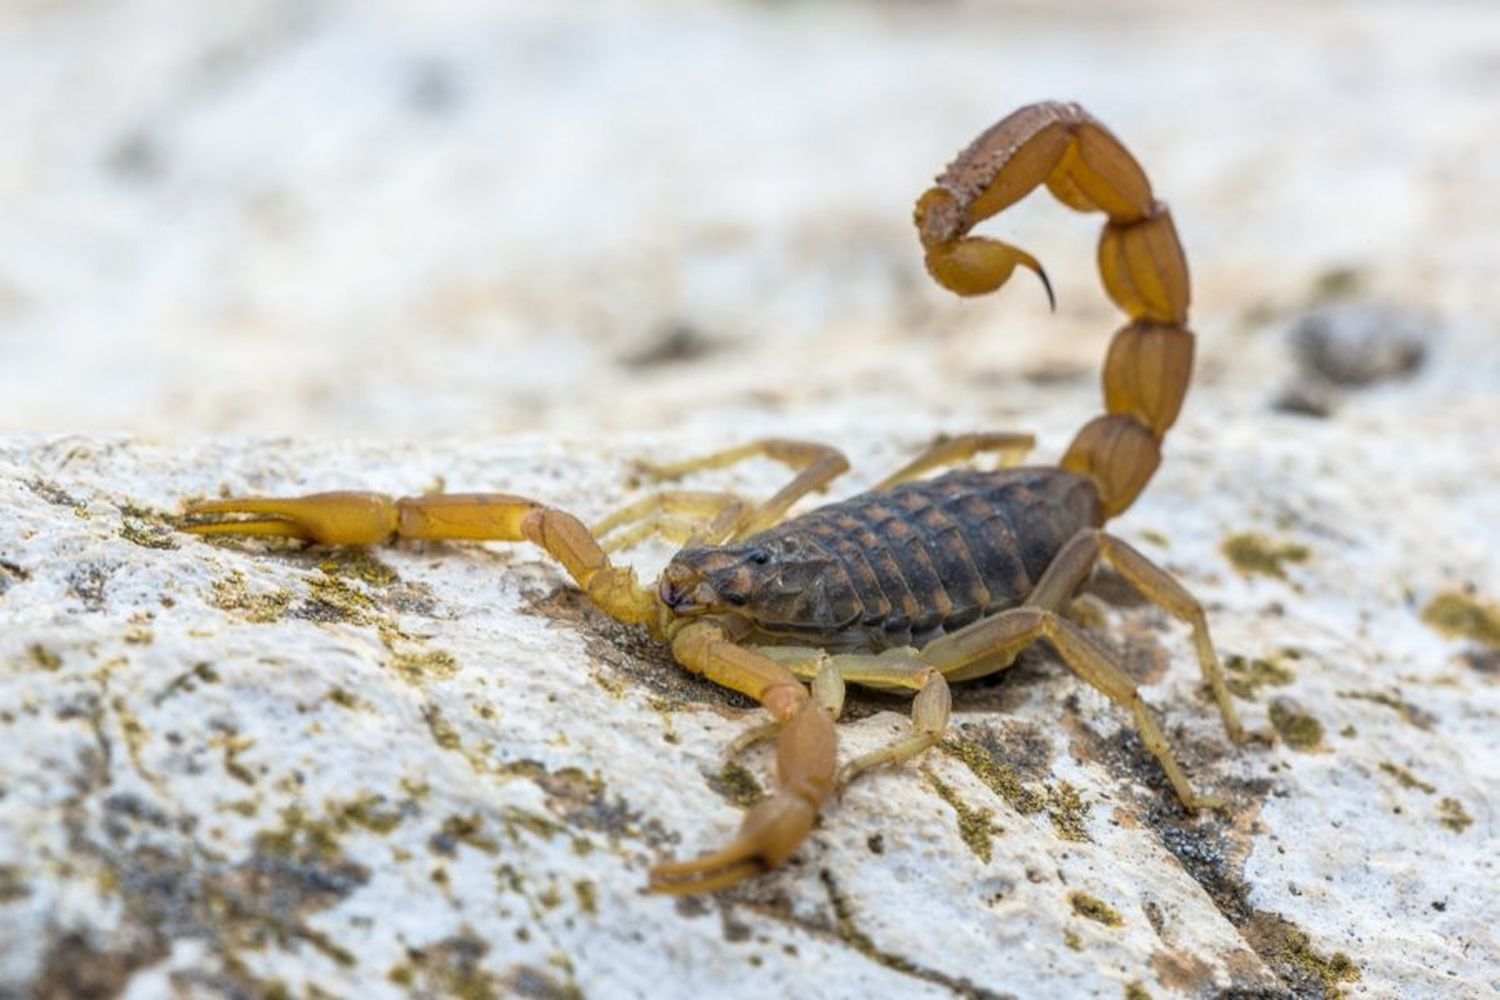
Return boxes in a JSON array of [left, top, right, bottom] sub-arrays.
[[1, 0, 1496, 442]]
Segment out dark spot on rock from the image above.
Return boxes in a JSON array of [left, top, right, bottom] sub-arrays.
[[105, 130, 166, 181], [707, 761, 764, 808], [1460, 648, 1500, 676], [33, 930, 166, 1000], [405, 60, 464, 115], [393, 932, 521, 998], [719, 902, 753, 943], [506, 962, 582, 1000], [498, 758, 671, 849], [67, 562, 115, 612], [28, 479, 82, 507], [1272, 378, 1336, 418], [1289, 302, 1429, 387], [521, 583, 755, 712], [1019, 363, 1090, 385], [673, 894, 712, 919], [0, 558, 31, 596], [620, 322, 718, 369], [103, 793, 172, 840]]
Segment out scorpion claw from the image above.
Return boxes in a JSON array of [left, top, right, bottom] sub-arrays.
[[648, 793, 818, 896], [181, 492, 399, 546]]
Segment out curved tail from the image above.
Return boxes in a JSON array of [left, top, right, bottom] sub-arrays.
[[915, 101, 1192, 520]]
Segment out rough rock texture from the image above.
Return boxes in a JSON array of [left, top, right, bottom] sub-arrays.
[[3, 1, 1500, 998]]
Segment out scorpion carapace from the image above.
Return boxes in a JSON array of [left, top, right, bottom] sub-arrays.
[[182, 101, 1243, 897]]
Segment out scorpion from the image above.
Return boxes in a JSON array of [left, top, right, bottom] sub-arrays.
[[183, 102, 1245, 895]]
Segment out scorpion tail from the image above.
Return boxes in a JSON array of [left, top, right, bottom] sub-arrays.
[[916, 101, 1194, 520]]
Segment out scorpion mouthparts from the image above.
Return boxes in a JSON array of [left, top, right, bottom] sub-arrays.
[[659, 573, 716, 614]]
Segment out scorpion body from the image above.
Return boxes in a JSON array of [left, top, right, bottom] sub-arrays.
[[670, 467, 1100, 654], [184, 101, 1246, 896]]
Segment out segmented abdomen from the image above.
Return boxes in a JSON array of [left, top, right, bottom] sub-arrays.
[[752, 467, 1101, 650]]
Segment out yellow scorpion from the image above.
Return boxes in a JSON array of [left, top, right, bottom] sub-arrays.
[[184, 102, 1243, 895]]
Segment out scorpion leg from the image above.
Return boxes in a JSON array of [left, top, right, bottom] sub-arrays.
[[836, 668, 951, 789], [182, 492, 659, 628], [748, 646, 951, 788], [638, 438, 849, 539], [918, 605, 1213, 809], [593, 490, 747, 552], [650, 622, 842, 894], [1025, 529, 1245, 744], [919, 608, 1210, 810], [872, 431, 1035, 491]]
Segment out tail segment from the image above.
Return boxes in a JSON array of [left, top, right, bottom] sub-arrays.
[[915, 101, 1193, 520]]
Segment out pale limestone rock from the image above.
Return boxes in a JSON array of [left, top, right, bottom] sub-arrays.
[[2, 405, 1497, 998], [3, 0, 1500, 997]]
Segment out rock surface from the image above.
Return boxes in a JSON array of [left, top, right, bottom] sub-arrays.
[[3, 1, 1500, 998]]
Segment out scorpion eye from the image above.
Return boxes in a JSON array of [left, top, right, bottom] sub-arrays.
[[724, 592, 749, 607], [748, 549, 770, 566]]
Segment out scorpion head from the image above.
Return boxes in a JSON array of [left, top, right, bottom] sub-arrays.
[[658, 538, 850, 631]]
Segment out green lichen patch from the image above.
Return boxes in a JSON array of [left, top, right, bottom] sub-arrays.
[[1221, 533, 1310, 580], [27, 478, 81, 507], [707, 761, 764, 808], [500, 806, 567, 842], [1138, 528, 1170, 548], [1248, 915, 1360, 998], [1422, 591, 1500, 649], [1437, 797, 1473, 833], [923, 768, 997, 863], [256, 806, 350, 865], [1337, 689, 1435, 730], [1124, 983, 1153, 1000], [326, 686, 365, 711], [27, 644, 62, 672], [0, 864, 29, 902], [1044, 781, 1091, 842], [210, 572, 292, 623], [294, 570, 380, 625], [118, 503, 180, 550], [431, 814, 501, 855], [1310, 265, 1364, 301], [286, 548, 400, 588], [1063, 929, 1083, 951], [940, 737, 1045, 816], [1223, 653, 1295, 700], [111, 695, 157, 785], [423, 705, 464, 752], [941, 735, 1089, 841], [574, 879, 598, 916], [221, 735, 258, 785], [383, 932, 515, 1000], [331, 794, 405, 835], [1268, 698, 1324, 751], [154, 662, 220, 705], [391, 648, 461, 684], [866, 833, 885, 855], [1069, 891, 1123, 928], [1379, 761, 1435, 795]]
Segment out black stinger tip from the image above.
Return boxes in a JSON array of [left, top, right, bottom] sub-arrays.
[[1035, 266, 1056, 313]]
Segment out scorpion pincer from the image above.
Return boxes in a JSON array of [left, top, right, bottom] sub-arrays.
[[183, 101, 1245, 895]]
